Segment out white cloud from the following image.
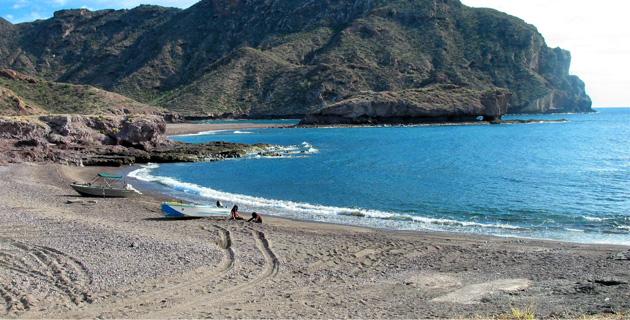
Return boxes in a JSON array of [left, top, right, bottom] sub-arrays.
[[12, 0, 29, 9], [86, 0, 197, 9], [29, 11, 44, 20]]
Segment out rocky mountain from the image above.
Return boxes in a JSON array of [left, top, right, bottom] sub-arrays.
[[0, 0, 592, 118], [0, 69, 163, 116]]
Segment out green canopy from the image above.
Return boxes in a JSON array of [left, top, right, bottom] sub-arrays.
[[98, 173, 123, 179]]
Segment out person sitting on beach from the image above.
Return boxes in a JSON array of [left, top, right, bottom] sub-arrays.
[[248, 212, 263, 224], [230, 205, 244, 220]]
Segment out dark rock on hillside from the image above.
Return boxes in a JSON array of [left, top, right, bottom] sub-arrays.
[[301, 85, 511, 125], [0, 0, 592, 119]]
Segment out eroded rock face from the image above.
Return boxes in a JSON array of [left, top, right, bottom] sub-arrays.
[[116, 116, 168, 149], [0, 114, 263, 166], [300, 86, 512, 125], [0, 117, 50, 140]]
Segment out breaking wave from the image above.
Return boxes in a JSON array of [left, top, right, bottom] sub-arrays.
[[581, 216, 612, 222], [249, 141, 320, 159], [172, 130, 227, 137], [128, 164, 526, 233]]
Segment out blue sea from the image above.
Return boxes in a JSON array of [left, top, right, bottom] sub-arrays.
[[129, 108, 630, 245]]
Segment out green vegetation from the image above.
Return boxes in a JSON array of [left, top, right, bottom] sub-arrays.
[[0, 70, 162, 116], [507, 307, 536, 320]]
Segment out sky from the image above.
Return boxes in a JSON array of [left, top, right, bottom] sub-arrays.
[[1, 0, 628, 107]]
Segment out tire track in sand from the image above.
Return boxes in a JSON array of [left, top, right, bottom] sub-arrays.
[[0, 283, 30, 314], [147, 226, 280, 318], [56, 225, 236, 318], [249, 227, 280, 280], [0, 239, 92, 315], [212, 224, 236, 270]]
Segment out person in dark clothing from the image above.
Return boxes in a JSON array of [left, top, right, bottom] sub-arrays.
[[248, 212, 263, 223]]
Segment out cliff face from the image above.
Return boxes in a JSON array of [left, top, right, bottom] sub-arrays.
[[0, 115, 266, 165], [301, 85, 511, 124], [0, 0, 592, 117]]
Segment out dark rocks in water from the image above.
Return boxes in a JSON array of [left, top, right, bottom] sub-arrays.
[[300, 86, 512, 125], [499, 119, 568, 125], [77, 141, 267, 166]]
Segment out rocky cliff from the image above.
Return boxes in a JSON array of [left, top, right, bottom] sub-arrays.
[[0, 0, 592, 119], [301, 85, 511, 124], [0, 115, 266, 166]]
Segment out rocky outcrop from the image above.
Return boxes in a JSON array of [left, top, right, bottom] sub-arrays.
[[0, 0, 591, 117], [300, 86, 511, 125], [0, 115, 266, 166]]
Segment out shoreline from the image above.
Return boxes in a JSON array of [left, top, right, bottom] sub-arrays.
[[160, 121, 626, 248], [0, 163, 628, 318], [165, 117, 572, 137], [166, 122, 294, 136], [125, 163, 630, 248]]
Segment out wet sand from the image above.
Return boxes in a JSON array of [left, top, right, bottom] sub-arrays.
[[166, 122, 293, 136], [0, 163, 628, 318]]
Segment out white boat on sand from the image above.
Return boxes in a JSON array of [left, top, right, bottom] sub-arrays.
[[161, 202, 230, 218]]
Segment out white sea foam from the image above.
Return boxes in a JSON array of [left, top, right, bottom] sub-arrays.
[[301, 142, 319, 154], [408, 215, 527, 230], [582, 216, 607, 222], [128, 164, 525, 232], [253, 142, 319, 159], [233, 131, 254, 134], [618, 225, 630, 231], [171, 130, 228, 137], [565, 228, 585, 232]]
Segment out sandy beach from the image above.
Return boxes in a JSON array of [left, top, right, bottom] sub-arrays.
[[166, 122, 294, 136], [0, 163, 628, 319]]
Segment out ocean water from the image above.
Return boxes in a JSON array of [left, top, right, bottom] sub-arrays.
[[129, 108, 630, 245]]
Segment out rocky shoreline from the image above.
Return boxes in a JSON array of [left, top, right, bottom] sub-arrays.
[[0, 114, 269, 166], [0, 113, 571, 167]]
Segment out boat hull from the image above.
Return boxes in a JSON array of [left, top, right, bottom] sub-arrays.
[[161, 203, 231, 218], [71, 184, 137, 198]]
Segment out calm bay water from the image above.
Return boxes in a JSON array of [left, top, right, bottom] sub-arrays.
[[130, 108, 630, 245]]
